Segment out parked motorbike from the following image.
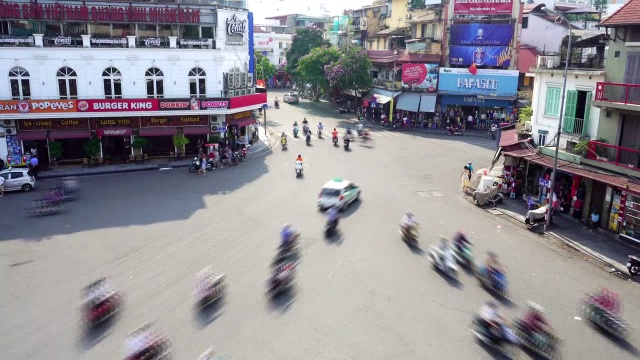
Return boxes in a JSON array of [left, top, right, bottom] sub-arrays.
[[581, 294, 629, 339], [471, 315, 517, 358], [281, 138, 288, 151], [239, 146, 249, 162], [189, 157, 213, 173], [295, 161, 303, 178], [343, 138, 350, 150], [525, 205, 549, 228], [325, 218, 338, 237], [429, 242, 458, 279], [231, 151, 240, 166], [399, 224, 418, 244], [513, 318, 561, 360], [627, 255, 640, 277], [447, 126, 464, 136], [293, 127, 299, 138]]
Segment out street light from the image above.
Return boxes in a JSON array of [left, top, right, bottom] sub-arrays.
[[545, 12, 573, 230]]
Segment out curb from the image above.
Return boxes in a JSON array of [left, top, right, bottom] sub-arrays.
[[39, 163, 190, 179], [492, 208, 631, 280], [249, 125, 279, 158]]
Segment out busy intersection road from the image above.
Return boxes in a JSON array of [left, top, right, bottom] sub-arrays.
[[1, 89, 640, 360]]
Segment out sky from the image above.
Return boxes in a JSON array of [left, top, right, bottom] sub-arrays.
[[248, 0, 374, 24]]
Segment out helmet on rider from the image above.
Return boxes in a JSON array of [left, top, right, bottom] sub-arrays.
[[527, 301, 545, 313]]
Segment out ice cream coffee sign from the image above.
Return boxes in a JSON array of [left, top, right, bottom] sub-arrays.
[[225, 14, 246, 46]]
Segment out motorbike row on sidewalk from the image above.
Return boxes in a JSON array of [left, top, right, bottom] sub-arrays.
[[398, 219, 631, 360], [188, 142, 250, 174]]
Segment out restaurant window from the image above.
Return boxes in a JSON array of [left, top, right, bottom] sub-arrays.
[[90, 23, 111, 37], [189, 67, 206, 98], [145, 67, 164, 98], [43, 22, 62, 36], [63, 22, 87, 36], [137, 24, 157, 38], [112, 23, 134, 37], [57, 67, 78, 99], [158, 24, 177, 38], [201, 26, 214, 39], [10, 20, 36, 36], [103, 67, 123, 99], [181, 25, 199, 38], [1, 21, 9, 35], [9, 66, 31, 100]]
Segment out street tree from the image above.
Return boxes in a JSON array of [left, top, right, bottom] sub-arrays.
[[296, 47, 341, 101], [254, 51, 276, 83], [324, 46, 372, 104], [285, 27, 330, 79]]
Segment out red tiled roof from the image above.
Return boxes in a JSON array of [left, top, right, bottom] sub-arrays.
[[499, 129, 519, 147], [600, 0, 640, 26], [518, 46, 539, 74]]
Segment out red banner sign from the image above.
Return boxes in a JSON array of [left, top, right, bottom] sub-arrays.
[[18, 119, 89, 131], [0, 99, 76, 114], [77, 99, 159, 112], [140, 115, 208, 127], [453, 0, 513, 15], [0, 3, 200, 23]]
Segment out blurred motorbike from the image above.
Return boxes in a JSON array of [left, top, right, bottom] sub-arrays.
[[82, 278, 122, 328], [581, 293, 629, 339], [513, 318, 561, 360], [124, 323, 171, 360], [476, 264, 508, 298], [429, 238, 458, 279], [195, 269, 227, 309]]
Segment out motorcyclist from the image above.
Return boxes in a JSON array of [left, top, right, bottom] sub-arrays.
[[84, 278, 112, 306], [484, 251, 504, 274], [280, 224, 296, 247], [303, 123, 310, 136], [125, 324, 164, 360], [593, 287, 620, 314], [479, 301, 506, 335], [295, 154, 303, 163], [302, 118, 308, 125], [453, 230, 473, 253], [326, 204, 340, 226], [274, 97, 279, 107], [345, 127, 353, 137], [522, 301, 551, 348], [281, 132, 287, 143], [332, 128, 339, 141]]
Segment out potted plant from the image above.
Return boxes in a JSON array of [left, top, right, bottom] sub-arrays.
[[172, 134, 190, 157], [83, 138, 101, 159], [572, 139, 589, 157], [131, 136, 149, 157], [49, 141, 64, 164], [209, 134, 221, 144]]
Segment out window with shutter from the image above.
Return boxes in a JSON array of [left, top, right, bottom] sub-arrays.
[[563, 90, 578, 133], [544, 87, 561, 117]]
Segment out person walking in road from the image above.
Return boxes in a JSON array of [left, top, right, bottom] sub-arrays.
[[0, 174, 5, 196], [29, 156, 39, 179], [198, 153, 206, 176]]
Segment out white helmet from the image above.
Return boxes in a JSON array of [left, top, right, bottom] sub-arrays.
[[527, 301, 545, 312]]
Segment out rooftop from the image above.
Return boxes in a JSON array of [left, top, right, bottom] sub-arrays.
[[600, 0, 640, 26]]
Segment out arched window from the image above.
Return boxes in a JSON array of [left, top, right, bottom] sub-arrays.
[[145, 67, 164, 98], [9, 67, 31, 100], [102, 67, 122, 99], [57, 67, 78, 99], [188, 67, 206, 98]]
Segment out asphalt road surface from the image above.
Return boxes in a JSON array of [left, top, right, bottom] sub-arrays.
[[2, 90, 639, 360]]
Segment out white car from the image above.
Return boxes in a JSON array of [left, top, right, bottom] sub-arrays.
[[317, 178, 361, 211], [0, 168, 36, 192]]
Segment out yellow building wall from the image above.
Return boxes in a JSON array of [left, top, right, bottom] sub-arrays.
[[387, 0, 409, 29]]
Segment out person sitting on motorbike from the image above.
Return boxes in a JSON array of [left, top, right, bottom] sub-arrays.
[[293, 121, 298, 127], [346, 127, 353, 137], [594, 287, 620, 314], [483, 251, 505, 281], [400, 211, 417, 232], [523, 301, 551, 348], [332, 128, 339, 140], [453, 231, 473, 253], [302, 118, 308, 125], [295, 154, 303, 163], [479, 301, 506, 334], [84, 278, 112, 306], [303, 123, 309, 135], [280, 224, 297, 248], [326, 204, 340, 226]]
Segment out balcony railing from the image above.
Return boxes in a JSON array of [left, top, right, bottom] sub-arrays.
[[595, 82, 640, 106], [561, 116, 588, 137], [586, 140, 640, 171]]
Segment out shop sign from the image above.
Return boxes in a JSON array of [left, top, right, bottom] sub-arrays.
[[0, 99, 76, 114], [180, 39, 209, 46], [199, 98, 230, 110], [97, 118, 132, 127], [143, 38, 161, 47], [449, 24, 513, 46], [0, 35, 33, 44], [18, 119, 88, 131], [53, 36, 73, 45], [401, 63, 439, 93], [254, 36, 273, 46], [517, 91, 532, 100], [140, 115, 208, 127], [77, 99, 159, 112], [438, 68, 519, 96], [449, 46, 512, 67], [539, 178, 551, 187], [226, 110, 252, 122], [159, 98, 201, 110], [91, 37, 126, 45], [225, 14, 247, 45], [0, 2, 200, 24], [98, 128, 132, 136], [453, 0, 513, 15]]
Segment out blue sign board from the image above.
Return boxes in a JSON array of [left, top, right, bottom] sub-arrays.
[[449, 46, 512, 67], [449, 24, 514, 46], [439, 95, 513, 108], [438, 68, 519, 97]]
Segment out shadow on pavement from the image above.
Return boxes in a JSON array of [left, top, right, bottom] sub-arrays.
[[474, 339, 516, 360], [341, 199, 362, 218], [194, 301, 225, 329], [586, 322, 640, 357], [0, 152, 271, 241], [324, 230, 343, 245], [77, 320, 115, 353], [267, 286, 296, 313]]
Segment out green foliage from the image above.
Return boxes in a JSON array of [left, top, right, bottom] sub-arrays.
[[255, 51, 276, 81], [172, 134, 190, 149], [324, 46, 373, 93], [49, 141, 64, 160], [572, 139, 589, 155], [286, 28, 331, 77], [83, 138, 101, 158], [132, 136, 149, 149], [518, 106, 533, 123], [297, 47, 341, 95], [208, 134, 221, 143]]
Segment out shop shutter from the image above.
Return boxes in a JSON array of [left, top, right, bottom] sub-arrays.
[[563, 90, 578, 134], [624, 52, 640, 103], [581, 92, 592, 137]]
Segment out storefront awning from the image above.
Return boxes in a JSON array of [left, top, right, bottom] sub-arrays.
[[375, 95, 393, 105], [182, 126, 210, 135], [395, 93, 421, 112], [49, 130, 91, 140], [419, 94, 437, 113], [139, 127, 177, 136], [17, 130, 47, 141], [230, 118, 257, 127], [371, 88, 401, 98]]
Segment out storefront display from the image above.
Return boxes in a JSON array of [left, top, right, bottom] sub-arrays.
[[17, 119, 91, 160], [609, 190, 623, 232], [620, 194, 640, 244], [139, 115, 209, 156]]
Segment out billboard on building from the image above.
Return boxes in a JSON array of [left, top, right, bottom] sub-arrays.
[[453, 0, 513, 15], [438, 68, 519, 96], [401, 63, 439, 93], [449, 46, 512, 67], [449, 24, 513, 46]]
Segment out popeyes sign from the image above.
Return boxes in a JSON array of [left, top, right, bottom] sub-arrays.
[[0, 99, 76, 114]]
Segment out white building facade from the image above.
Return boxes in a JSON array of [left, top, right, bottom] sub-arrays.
[[0, 0, 265, 166], [253, 30, 292, 67], [531, 67, 605, 149]]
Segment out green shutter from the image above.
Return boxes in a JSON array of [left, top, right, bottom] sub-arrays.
[[544, 88, 554, 116], [582, 92, 592, 137], [544, 87, 561, 117], [563, 90, 578, 133]]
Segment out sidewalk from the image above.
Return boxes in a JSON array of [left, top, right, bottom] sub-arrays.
[[494, 197, 638, 277], [307, 98, 490, 138], [38, 125, 274, 180]]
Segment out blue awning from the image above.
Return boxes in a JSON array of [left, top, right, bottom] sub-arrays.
[[395, 93, 421, 112], [419, 94, 437, 113]]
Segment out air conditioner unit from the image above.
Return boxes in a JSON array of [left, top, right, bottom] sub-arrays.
[[234, 73, 241, 88], [241, 73, 247, 87], [5, 127, 16, 136], [228, 90, 235, 97], [3, 120, 16, 127], [524, 121, 532, 132], [210, 124, 218, 133], [247, 73, 253, 85], [225, 73, 234, 89], [209, 116, 218, 124]]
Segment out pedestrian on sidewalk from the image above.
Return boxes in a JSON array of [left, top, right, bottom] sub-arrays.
[[198, 153, 206, 176], [29, 156, 39, 179]]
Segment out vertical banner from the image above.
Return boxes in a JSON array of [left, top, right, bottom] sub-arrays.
[[248, 11, 255, 80]]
